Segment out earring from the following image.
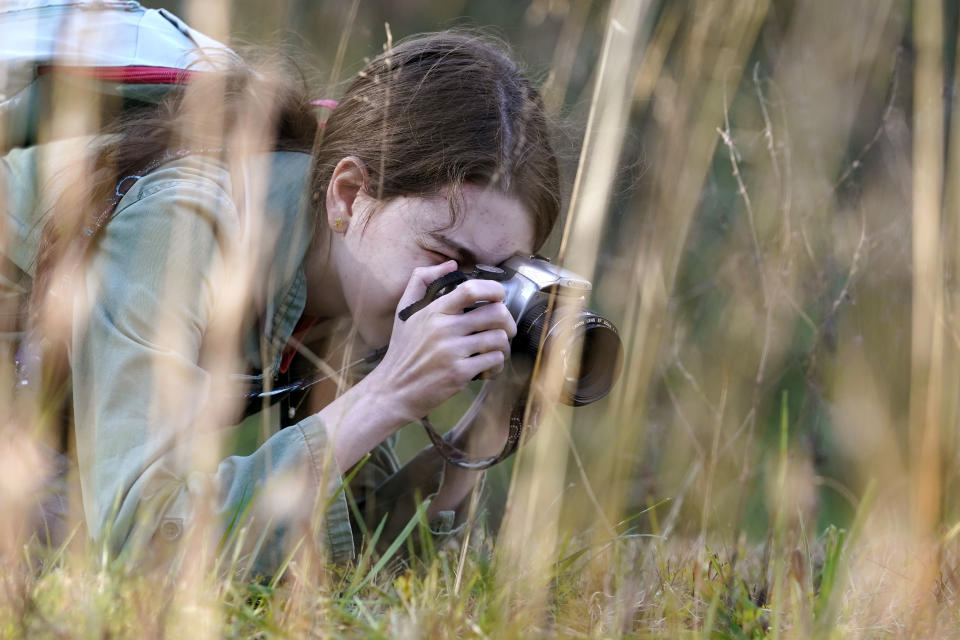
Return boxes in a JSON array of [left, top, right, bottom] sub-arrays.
[[334, 217, 344, 231]]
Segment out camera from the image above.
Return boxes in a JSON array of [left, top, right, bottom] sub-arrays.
[[399, 255, 623, 406]]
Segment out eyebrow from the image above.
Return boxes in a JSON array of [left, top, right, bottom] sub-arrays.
[[429, 232, 479, 267]]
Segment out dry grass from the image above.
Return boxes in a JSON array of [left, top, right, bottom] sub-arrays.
[[3, 0, 960, 637]]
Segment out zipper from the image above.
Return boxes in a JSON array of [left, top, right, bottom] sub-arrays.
[[0, 2, 138, 16], [35, 65, 198, 85]]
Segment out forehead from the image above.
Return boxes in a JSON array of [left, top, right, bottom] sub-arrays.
[[409, 184, 535, 262]]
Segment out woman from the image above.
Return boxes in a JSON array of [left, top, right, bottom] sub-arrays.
[[2, 31, 559, 572]]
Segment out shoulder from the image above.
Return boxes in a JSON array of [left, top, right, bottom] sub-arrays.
[[2, 136, 105, 274], [113, 153, 238, 229]]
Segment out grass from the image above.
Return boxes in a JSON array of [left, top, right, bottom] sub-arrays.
[[5, 0, 960, 637], [0, 407, 954, 640], [8, 509, 960, 639]]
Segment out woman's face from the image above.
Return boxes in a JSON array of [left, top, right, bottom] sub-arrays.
[[333, 184, 536, 348]]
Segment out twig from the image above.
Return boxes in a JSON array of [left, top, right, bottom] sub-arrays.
[[829, 209, 868, 320], [717, 78, 772, 388], [670, 325, 719, 416], [833, 47, 902, 191], [663, 380, 707, 460]]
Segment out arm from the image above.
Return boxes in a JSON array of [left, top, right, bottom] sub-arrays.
[[317, 262, 516, 474], [334, 273, 526, 548], [72, 171, 355, 568]]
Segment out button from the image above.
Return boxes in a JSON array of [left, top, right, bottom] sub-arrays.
[[159, 518, 183, 541], [428, 510, 455, 534]]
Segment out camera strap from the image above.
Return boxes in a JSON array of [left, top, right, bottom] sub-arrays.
[[398, 265, 511, 321], [418, 380, 533, 470]]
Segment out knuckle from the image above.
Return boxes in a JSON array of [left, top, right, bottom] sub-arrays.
[[462, 280, 484, 297], [429, 313, 450, 330], [500, 308, 518, 336], [463, 279, 503, 300], [424, 314, 444, 334], [485, 281, 506, 300], [439, 337, 460, 359]]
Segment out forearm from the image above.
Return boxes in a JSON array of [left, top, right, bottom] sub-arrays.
[[318, 367, 412, 471], [427, 383, 518, 516], [425, 434, 496, 515]]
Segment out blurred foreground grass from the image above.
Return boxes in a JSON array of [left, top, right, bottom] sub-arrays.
[[5, 0, 960, 637], [9, 508, 960, 638]]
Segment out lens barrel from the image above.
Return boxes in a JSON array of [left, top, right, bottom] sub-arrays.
[[515, 301, 623, 406]]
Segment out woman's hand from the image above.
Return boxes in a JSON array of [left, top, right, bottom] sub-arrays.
[[367, 260, 518, 424], [320, 261, 517, 471]]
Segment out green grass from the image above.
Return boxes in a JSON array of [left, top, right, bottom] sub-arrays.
[[7, 490, 960, 639], [5, 0, 960, 637]]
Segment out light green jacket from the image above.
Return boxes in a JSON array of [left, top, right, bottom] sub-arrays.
[[2, 138, 458, 573]]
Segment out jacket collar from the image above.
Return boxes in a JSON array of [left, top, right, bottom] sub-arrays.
[[246, 151, 315, 373]]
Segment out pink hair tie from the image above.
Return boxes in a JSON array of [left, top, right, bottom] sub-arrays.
[[311, 99, 339, 109]]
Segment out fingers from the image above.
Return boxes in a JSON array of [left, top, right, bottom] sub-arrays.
[[459, 328, 511, 359], [433, 279, 505, 315], [449, 301, 517, 338], [396, 260, 459, 310], [456, 328, 511, 379], [457, 349, 507, 380]]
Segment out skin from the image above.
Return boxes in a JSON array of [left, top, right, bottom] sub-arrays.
[[302, 156, 535, 514]]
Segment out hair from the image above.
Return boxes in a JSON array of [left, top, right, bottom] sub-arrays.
[[32, 31, 560, 329], [311, 32, 560, 249]]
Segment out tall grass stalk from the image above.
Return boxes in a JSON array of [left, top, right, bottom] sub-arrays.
[[5, 0, 960, 637], [908, 0, 946, 632]]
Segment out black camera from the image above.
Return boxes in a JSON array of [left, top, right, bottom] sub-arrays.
[[399, 255, 623, 406]]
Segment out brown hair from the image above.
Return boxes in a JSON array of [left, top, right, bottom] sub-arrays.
[[312, 32, 560, 249]]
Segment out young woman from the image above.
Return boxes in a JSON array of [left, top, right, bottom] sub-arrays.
[[2, 31, 560, 571]]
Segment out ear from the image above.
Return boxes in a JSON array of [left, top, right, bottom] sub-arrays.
[[325, 156, 370, 233]]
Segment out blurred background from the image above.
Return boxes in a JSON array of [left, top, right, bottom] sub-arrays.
[[3, 0, 960, 635], [135, 0, 960, 545]]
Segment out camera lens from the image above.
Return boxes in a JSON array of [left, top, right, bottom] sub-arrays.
[[515, 302, 623, 406], [560, 314, 623, 406]]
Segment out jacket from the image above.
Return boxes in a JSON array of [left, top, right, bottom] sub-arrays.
[[1, 137, 460, 573]]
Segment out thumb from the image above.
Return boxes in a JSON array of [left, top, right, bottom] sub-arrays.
[[396, 260, 460, 311]]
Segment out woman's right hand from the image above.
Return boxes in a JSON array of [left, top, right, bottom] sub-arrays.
[[367, 260, 518, 424]]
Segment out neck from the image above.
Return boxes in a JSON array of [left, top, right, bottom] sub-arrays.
[[302, 232, 349, 318]]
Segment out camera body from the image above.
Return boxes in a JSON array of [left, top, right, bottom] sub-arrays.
[[400, 255, 623, 406]]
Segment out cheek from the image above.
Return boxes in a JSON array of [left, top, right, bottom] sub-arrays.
[[355, 243, 435, 305], [343, 243, 413, 331]]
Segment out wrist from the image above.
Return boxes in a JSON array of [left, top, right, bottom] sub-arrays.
[[447, 395, 514, 458], [357, 366, 418, 428]]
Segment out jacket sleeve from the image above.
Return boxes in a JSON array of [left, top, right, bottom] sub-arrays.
[[71, 172, 355, 572]]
